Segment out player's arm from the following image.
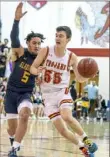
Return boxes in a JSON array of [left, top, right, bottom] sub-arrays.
[[30, 47, 48, 75], [10, 2, 27, 59], [70, 53, 88, 83]]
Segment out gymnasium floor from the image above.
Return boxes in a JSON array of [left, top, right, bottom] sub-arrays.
[[0, 116, 109, 157]]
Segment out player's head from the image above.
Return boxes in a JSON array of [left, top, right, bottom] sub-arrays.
[[92, 81, 96, 86], [72, 80, 76, 85], [25, 31, 45, 55], [4, 38, 9, 45], [84, 91, 88, 97], [55, 26, 72, 48]]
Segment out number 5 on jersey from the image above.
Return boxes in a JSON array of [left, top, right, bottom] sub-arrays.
[[21, 71, 30, 83]]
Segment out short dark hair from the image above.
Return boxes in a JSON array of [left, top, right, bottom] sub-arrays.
[[84, 91, 88, 94], [25, 31, 46, 43], [72, 80, 76, 84], [56, 26, 72, 39]]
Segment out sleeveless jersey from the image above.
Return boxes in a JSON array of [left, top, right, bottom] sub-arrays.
[[7, 49, 36, 92], [41, 46, 72, 91]]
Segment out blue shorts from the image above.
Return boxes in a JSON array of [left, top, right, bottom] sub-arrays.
[[4, 89, 32, 114], [82, 107, 88, 113]]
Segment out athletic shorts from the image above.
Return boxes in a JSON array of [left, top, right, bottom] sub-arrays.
[[42, 87, 73, 120], [4, 89, 32, 114]]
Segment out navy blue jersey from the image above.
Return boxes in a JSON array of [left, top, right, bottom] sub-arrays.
[[7, 49, 36, 92], [82, 97, 89, 102]]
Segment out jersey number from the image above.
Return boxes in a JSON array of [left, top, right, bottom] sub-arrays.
[[21, 71, 30, 83], [44, 70, 62, 84]]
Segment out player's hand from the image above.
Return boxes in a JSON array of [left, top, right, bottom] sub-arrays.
[[37, 66, 46, 74], [35, 66, 46, 84], [15, 2, 27, 21], [35, 76, 43, 85]]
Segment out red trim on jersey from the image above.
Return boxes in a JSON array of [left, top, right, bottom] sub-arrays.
[[60, 99, 73, 106], [67, 52, 73, 71], [49, 112, 60, 119]]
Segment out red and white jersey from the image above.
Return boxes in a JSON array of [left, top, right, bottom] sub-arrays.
[[41, 46, 72, 91]]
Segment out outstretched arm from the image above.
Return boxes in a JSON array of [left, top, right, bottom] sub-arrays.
[[10, 2, 27, 58]]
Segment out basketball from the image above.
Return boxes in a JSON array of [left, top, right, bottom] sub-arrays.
[[77, 58, 98, 78]]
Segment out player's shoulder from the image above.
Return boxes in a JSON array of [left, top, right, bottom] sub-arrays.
[[67, 50, 78, 63], [71, 51, 77, 58], [12, 46, 24, 57], [11, 47, 24, 61], [67, 49, 77, 57]]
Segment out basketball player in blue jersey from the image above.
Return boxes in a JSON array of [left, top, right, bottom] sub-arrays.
[[4, 3, 45, 157]]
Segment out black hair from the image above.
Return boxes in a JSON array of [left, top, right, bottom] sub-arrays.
[[72, 80, 76, 84], [56, 26, 72, 39], [84, 91, 88, 94], [25, 31, 46, 43]]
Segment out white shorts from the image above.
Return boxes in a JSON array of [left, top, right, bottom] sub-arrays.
[[42, 88, 73, 120]]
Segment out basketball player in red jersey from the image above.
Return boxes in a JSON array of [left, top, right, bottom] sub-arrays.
[[30, 26, 98, 157]]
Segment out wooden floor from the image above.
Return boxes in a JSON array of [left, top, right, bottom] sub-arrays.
[[0, 116, 109, 157]]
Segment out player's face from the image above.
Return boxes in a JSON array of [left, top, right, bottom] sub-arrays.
[[55, 31, 70, 48], [27, 37, 42, 55], [84, 93, 88, 97]]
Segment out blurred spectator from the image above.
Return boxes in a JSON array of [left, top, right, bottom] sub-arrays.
[[0, 78, 7, 114], [0, 54, 7, 77], [97, 95, 103, 109], [96, 95, 107, 120], [75, 92, 89, 120], [80, 92, 89, 120], [0, 77, 7, 92], [3, 48, 9, 56], [0, 38, 9, 53], [0, 48, 13, 78], [32, 86, 44, 118], [69, 80, 77, 101], [84, 81, 98, 115], [72, 99, 82, 119], [4, 49, 13, 78], [0, 94, 4, 114]]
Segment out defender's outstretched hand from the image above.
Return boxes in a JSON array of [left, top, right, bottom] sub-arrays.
[[15, 2, 27, 20]]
